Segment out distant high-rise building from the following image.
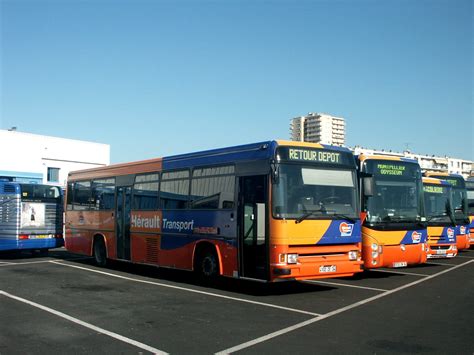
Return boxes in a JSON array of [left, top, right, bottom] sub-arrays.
[[290, 112, 346, 146]]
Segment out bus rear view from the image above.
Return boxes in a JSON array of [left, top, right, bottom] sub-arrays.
[[0, 182, 64, 253], [358, 156, 427, 268]]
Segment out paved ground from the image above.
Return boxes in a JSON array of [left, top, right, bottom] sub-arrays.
[[1, 248, 473, 354]]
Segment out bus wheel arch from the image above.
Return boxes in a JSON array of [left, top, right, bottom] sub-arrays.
[[93, 234, 107, 267], [193, 242, 221, 280]]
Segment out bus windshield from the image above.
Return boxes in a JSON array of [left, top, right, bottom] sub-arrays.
[[20, 184, 62, 203], [429, 176, 468, 223], [272, 164, 358, 220], [467, 180, 474, 214], [452, 186, 468, 222], [423, 184, 454, 224], [363, 161, 424, 224]]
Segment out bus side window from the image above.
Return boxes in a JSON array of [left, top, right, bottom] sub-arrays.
[[73, 181, 91, 210], [190, 166, 235, 210], [92, 178, 116, 210], [160, 170, 190, 210], [66, 182, 74, 211], [133, 173, 159, 210]]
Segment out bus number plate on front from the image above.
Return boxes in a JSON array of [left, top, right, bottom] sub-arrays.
[[319, 265, 336, 273], [392, 261, 407, 268], [436, 250, 446, 255]]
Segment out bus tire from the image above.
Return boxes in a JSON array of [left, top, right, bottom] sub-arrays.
[[93, 237, 107, 267], [195, 246, 219, 282]]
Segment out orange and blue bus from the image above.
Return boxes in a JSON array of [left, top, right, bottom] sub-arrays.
[[0, 181, 63, 253], [65, 140, 363, 282], [422, 177, 457, 258], [356, 155, 427, 268], [466, 177, 474, 246], [424, 173, 470, 251]]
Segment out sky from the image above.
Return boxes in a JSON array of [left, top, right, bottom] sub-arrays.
[[1, 0, 472, 163]]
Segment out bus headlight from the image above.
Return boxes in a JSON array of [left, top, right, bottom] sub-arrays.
[[371, 243, 378, 251], [348, 251, 358, 261], [287, 254, 298, 264], [372, 251, 379, 259]]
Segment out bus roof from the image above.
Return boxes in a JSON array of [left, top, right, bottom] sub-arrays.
[[357, 154, 418, 164], [68, 140, 353, 181], [422, 177, 451, 186], [424, 171, 465, 179]]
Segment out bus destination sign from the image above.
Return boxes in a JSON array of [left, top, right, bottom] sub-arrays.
[[289, 149, 341, 163], [423, 185, 444, 194], [444, 179, 458, 187], [376, 164, 406, 176], [277, 147, 353, 166]]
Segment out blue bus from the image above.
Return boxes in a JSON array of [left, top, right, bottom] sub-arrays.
[[0, 181, 64, 254]]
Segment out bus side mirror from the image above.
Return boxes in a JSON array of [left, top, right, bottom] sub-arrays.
[[363, 177, 374, 197]]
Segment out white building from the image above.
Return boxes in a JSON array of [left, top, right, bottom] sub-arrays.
[[290, 112, 345, 146], [352, 146, 473, 179], [0, 129, 110, 187]]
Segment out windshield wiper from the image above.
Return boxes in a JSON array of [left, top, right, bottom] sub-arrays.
[[295, 209, 326, 224], [426, 214, 448, 222], [327, 213, 357, 223], [295, 208, 350, 224], [382, 216, 408, 222]]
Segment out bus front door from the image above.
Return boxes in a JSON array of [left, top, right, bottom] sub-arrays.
[[116, 186, 132, 261], [239, 175, 268, 280]]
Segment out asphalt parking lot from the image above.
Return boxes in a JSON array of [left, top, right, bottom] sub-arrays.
[[1, 248, 473, 354]]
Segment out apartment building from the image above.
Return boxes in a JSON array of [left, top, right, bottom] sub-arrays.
[[290, 113, 345, 146], [352, 146, 473, 179]]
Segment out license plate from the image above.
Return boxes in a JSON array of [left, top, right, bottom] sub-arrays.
[[435, 250, 447, 255], [392, 261, 407, 268], [319, 265, 336, 273], [30, 234, 52, 239]]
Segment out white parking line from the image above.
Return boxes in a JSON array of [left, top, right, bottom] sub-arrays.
[[0, 257, 92, 267], [0, 290, 168, 354], [368, 269, 430, 277], [50, 261, 321, 317], [303, 280, 388, 292], [215, 259, 474, 354], [426, 262, 459, 267], [0, 260, 55, 267]]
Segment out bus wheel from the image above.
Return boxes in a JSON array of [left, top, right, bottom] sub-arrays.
[[195, 246, 219, 281], [93, 238, 107, 267]]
